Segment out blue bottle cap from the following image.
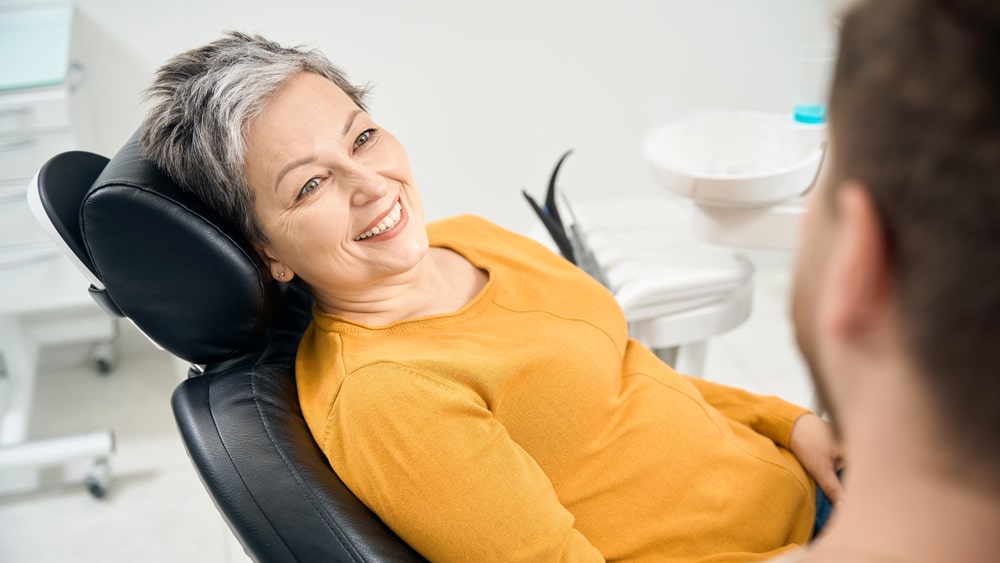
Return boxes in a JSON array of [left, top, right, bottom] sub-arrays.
[[793, 104, 827, 125]]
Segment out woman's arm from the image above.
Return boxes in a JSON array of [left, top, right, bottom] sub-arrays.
[[682, 375, 811, 449], [323, 363, 605, 562], [685, 375, 845, 500]]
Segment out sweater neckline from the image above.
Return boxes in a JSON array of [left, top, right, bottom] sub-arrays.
[[310, 236, 495, 334]]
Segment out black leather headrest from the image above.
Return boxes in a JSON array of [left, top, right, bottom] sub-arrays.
[[81, 132, 281, 366]]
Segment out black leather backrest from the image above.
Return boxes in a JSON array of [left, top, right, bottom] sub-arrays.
[[173, 283, 425, 562], [79, 132, 279, 365], [34, 151, 111, 277]]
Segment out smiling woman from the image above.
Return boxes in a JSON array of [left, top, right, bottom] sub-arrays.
[[139, 32, 843, 562], [240, 71, 473, 325]]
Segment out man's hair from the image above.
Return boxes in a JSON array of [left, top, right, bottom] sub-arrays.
[[830, 0, 1000, 469], [139, 31, 369, 243]]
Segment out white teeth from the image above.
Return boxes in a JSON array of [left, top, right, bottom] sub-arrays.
[[355, 201, 402, 240]]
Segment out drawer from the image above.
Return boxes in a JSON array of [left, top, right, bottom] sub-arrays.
[[0, 129, 74, 182], [0, 86, 72, 136], [0, 176, 29, 202], [0, 195, 51, 248], [0, 195, 59, 274]]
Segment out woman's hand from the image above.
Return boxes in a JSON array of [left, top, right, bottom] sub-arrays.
[[789, 413, 846, 503]]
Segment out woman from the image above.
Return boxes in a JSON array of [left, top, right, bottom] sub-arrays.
[[141, 32, 842, 562]]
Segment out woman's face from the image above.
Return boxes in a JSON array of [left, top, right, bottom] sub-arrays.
[[244, 72, 429, 302]]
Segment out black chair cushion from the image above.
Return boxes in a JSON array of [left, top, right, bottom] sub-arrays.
[[34, 151, 111, 278], [80, 132, 279, 366]]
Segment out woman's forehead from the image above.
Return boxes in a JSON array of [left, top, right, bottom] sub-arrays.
[[244, 74, 362, 180]]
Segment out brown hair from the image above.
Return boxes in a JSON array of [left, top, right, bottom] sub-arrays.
[[830, 0, 1000, 470]]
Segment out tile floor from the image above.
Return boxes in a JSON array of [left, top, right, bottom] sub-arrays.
[[0, 253, 813, 563]]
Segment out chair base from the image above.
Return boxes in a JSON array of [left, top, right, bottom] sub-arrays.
[[0, 304, 119, 498], [0, 430, 115, 497]]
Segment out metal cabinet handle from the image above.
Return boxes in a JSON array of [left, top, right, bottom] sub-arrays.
[[0, 107, 33, 118], [0, 185, 27, 202], [0, 242, 58, 270], [0, 137, 38, 151], [68, 61, 87, 93]]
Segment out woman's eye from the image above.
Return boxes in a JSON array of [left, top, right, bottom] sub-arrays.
[[353, 128, 377, 150], [298, 177, 321, 199]]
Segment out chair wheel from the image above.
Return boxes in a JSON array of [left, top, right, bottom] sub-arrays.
[[84, 458, 112, 499], [85, 478, 108, 498], [91, 342, 118, 375]]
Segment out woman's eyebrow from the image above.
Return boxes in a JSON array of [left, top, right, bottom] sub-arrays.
[[342, 109, 363, 136], [274, 156, 316, 193]]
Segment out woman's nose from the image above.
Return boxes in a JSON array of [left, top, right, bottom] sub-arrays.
[[345, 165, 388, 206]]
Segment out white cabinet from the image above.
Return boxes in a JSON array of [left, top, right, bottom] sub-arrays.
[[1, 4, 92, 254], [0, 87, 83, 255], [1, 88, 78, 194], [0, 3, 116, 497]]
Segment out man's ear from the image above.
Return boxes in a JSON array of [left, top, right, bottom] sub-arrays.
[[255, 243, 296, 283], [819, 182, 892, 340]]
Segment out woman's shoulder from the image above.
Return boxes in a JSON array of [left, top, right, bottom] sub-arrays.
[[427, 214, 512, 241], [427, 215, 546, 256]]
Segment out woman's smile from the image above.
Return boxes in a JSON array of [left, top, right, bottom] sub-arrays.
[[355, 198, 405, 241]]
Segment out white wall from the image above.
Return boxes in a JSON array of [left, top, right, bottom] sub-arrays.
[[68, 0, 832, 232]]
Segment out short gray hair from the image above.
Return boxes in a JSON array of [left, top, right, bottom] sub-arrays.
[[139, 31, 369, 243]]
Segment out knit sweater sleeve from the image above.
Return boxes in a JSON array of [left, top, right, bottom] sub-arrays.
[[322, 362, 605, 563], [683, 375, 811, 449]]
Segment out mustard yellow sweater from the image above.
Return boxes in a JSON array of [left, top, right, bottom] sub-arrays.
[[297, 216, 815, 562]]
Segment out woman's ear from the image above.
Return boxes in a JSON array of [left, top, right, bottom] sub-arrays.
[[255, 243, 296, 283]]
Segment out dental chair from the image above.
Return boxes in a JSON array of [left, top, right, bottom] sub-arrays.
[[30, 133, 424, 562]]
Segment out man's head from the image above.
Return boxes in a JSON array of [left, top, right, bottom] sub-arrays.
[[793, 0, 1000, 481]]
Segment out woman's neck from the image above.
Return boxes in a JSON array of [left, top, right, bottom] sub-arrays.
[[314, 247, 487, 326]]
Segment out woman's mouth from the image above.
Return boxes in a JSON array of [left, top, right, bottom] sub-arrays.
[[354, 200, 403, 241]]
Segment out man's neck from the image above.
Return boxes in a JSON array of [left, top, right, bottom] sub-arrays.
[[807, 398, 1000, 562]]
